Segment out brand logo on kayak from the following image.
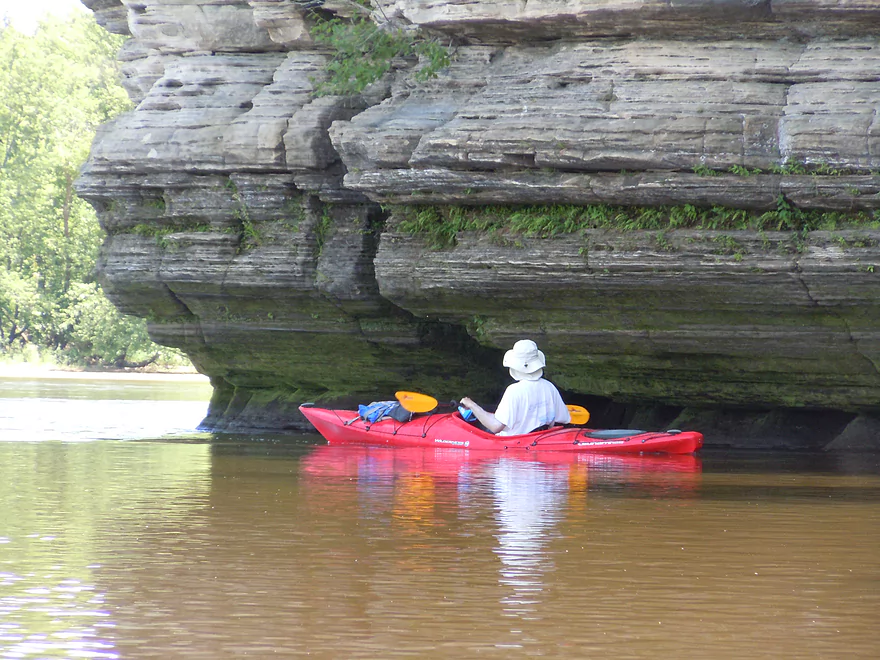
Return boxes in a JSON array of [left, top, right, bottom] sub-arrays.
[[583, 439, 626, 446], [434, 438, 469, 447]]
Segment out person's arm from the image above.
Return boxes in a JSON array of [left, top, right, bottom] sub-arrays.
[[459, 397, 507, 434]]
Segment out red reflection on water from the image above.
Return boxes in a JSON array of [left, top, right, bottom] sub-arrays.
[[301, 444, 702, 497]]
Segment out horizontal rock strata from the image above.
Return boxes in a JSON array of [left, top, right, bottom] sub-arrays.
[[394, 0, 880, 40], [76, 0, 880, 446], [376, 225, 880, 411], [333, 40, 880, 198]]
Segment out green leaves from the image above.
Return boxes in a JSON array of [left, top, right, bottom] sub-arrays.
[[0, 15, 183, 368], [0, 270, 51, 345], [1, 16, 130, 298], [60, 282, 186, 368]]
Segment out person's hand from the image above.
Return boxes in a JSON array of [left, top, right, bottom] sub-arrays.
[[458, 397, 505, 434]]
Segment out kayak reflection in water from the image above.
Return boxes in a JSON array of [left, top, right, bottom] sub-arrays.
[[460, 339, 571, 436]]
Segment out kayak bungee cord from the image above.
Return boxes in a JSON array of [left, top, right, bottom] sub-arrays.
[[419, 412, 449, 438], [525, 425, 582, 449]]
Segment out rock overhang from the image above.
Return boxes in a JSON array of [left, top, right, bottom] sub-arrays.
[[75, 0, 880, 447]]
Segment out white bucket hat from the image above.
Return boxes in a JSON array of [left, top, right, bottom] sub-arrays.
[[503, 339, 546, 381]]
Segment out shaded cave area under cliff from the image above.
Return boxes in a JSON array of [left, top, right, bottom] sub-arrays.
[[81, 179, 880, 453], [197, 367, 879, 452]]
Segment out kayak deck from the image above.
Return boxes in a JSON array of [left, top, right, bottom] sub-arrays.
[[299, 406, 703, 455]]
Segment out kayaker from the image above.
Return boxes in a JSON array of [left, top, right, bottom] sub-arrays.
[[459, 339, 571, 435]]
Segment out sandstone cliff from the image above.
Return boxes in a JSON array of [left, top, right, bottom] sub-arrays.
[[76, 0, 880, 449]]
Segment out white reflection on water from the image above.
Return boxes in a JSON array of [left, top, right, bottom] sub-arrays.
[[0, 373, 210, 442], [0, 563, 117, 659], [492, 461, 567, 622], [0, 441, 212, 659], [0, 398, 209, 442]]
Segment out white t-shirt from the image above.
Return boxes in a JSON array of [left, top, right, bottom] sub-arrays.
[[494, 378, 571, 436]]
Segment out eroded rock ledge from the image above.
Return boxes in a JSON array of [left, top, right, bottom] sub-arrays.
[[76, 0, 880, 449]]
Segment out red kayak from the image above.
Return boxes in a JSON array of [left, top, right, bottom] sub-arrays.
[[299, 405, 703, 455]]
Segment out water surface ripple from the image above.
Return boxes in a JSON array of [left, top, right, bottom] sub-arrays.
[[0, 377, 878, 658]]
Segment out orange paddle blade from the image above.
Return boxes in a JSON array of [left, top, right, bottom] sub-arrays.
[[395, 391, 439, 413], [567, 404, 590, 425]]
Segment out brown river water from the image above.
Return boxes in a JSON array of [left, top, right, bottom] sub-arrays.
[[0, 375, 878, 658]]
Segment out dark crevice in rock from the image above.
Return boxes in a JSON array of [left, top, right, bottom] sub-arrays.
[[791, 258, 818, 306], [836, 315, 880, 382], [793, 253, 880, 381]]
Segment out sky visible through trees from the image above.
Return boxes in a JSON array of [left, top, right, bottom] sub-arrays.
[[1, 0, 87, 34]]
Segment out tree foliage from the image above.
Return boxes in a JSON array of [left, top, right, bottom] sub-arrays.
[[0, 15, 187, 368], [61, 283, 164, 368]]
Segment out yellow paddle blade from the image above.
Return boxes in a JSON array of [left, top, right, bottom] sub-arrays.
[[567, 404, 590, 425], [395, 391, 439, 414]]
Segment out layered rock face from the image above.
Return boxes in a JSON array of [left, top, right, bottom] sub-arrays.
[[77, 0, 880, 448]]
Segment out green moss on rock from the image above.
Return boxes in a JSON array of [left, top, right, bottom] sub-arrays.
[[392, 201, 880, 249]]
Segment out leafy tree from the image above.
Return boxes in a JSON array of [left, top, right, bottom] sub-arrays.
[[0, 15, 188, 368], [0, 269, 50, 345], [61, 282, 187, 368]]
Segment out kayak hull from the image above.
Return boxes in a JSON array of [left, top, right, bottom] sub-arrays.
[[299, 406, 703, 455]]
